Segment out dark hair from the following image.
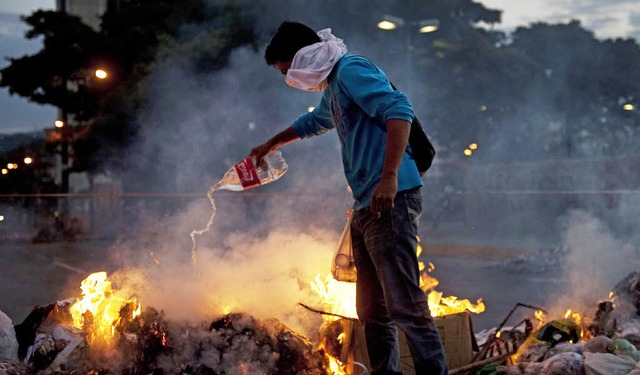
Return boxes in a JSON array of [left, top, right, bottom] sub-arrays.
[[264, 21, 321, 65]]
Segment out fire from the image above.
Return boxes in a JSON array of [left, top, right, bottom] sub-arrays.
[[427, 290, 485, 317], [417, 238, 485, 317], [310, 276, 358, 374], [564, 309, 582, 323], [564, 309, 586, 339], [69, 272, 141, 347], [311, 237, 485, 321], [311, 236, 485, 373], [311, 274, 358, 320], [325, 353, 348, 375]]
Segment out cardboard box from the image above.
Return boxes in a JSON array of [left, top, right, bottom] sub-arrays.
[[341, 311, 476, 374], [399, 311, 476, 374]]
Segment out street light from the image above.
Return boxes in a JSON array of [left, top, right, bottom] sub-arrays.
[[418, 19, 440, 33], [378, 15, 439, 33], [95, 69, 108, 80], [377, 15, 406, 30], [55, 120, 65, 128], [377, 15, 440, 98]]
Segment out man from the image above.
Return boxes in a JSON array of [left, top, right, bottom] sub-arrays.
[[250, 21, 448, 375]]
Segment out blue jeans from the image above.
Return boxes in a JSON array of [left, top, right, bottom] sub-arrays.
[[351, 187, 448, 375]]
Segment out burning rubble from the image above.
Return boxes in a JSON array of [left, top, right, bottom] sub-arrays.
[[1, 272, 330, 375], [0, 232, 488, 375], [2, 219, 638, 374], [4, 270, 640, 375], [461, 272, 640, 375]]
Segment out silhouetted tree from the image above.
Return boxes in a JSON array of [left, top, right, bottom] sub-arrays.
[[505, 21, 640, 158], [1, 0, 259, 175]]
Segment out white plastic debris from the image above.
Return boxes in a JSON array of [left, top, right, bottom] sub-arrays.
[[0, 310, 18, 360], [584, 351, 640, 375]]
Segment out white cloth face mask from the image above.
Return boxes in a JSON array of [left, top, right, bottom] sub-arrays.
[[285, 28, 348, 91]]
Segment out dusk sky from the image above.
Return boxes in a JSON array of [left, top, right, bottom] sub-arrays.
[[0, 0, 638, 134]]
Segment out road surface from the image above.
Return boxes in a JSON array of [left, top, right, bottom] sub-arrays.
[[0, 237, 569, 334]]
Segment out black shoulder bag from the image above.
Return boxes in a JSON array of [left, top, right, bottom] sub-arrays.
[[390, 82, 436, 174]]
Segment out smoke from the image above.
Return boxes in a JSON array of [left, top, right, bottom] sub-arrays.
[[107, 193, 339, 338], [98, 4, 361, 340], [106, 40, 355, 331], [93, 11, 350, 339], [102, 0, 639, 340], [545, 210, 640, 319]]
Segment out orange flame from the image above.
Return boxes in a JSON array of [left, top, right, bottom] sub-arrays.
[[325, 352, 348, 375], [427, 290, 485, 317], [564, 309, 586, 339], [311, 274, 358, 320], [534, 309, 546, 329], [312, 236, 485, 371], [312, 237, 485, 321], [69, 272, 141, 347], [417, 238, 485, 317]]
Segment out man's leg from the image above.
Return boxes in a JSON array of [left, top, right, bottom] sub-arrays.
[[352, 211, 402, 375], [359, 187, 448, 375]]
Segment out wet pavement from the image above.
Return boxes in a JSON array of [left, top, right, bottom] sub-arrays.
[[426, 254, 568, 331], [0, 240, 120, 324]]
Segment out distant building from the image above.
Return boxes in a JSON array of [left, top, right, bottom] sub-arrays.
[[56, 0, 123, 30]]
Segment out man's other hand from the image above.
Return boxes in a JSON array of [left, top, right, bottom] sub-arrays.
[[370, 176, 398, 216]]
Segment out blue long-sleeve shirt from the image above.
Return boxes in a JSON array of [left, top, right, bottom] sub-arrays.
[[292, 53, 423, 209]]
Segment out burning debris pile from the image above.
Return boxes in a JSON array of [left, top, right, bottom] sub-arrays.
[[0, 272, 331, 375], [461, 271, 640, 375], [5, 238, 639, 375], [0, 234, 490, 375]]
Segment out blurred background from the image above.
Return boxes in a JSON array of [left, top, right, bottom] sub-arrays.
[[0, 0, 639, 338], [0, 0, 638, 255]]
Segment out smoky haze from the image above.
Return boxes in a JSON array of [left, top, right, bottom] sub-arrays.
[[546, 210, 640, 320], [102, 0, 638, 335], [107, 3, 423, 333], [109, 44, 350, 337]]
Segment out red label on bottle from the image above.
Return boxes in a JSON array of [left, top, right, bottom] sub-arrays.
[[234, 157, 261, 189]]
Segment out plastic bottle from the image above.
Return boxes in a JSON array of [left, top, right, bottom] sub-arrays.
[[191, 151, 288, 263], [215, 150, 288, 191]]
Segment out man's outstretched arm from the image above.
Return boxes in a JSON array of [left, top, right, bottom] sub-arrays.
[[249, 126, 301, 166]]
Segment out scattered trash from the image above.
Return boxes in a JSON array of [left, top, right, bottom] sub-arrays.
[[6, 265, 640, 375], [3, 300, 330, 375], [453, 272, 640, 375], [0, 310, 18, 360], [583, 351, 640, 375]]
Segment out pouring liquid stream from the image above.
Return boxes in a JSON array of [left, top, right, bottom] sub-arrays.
[[189, 151, 288, 264]]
